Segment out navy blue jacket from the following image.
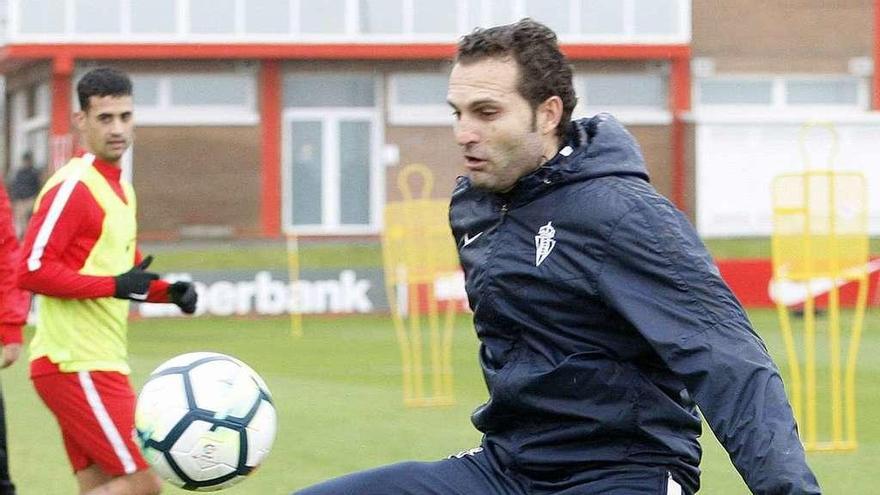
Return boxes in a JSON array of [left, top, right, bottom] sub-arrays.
[[449, 114, 820, 494]]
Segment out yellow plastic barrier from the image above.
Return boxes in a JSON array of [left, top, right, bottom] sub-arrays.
[[382, 164, 460, 407], [771, 121, 868, 451]]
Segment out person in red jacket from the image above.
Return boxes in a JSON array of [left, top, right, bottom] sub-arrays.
[[0, 162, 30, 495], [18, 67, 197, 495]]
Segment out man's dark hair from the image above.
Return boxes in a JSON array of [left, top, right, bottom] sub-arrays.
[[456, 18, 576, 137], [77, 67, 132, 112]]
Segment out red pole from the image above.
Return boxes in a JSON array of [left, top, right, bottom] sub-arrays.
[[50, 54, 73, 137], [259, 59, 282, 237], [670, 53, 691, 213], [49, 54, 74, 171]]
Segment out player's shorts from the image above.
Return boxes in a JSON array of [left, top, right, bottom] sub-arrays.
[[32, 370, 149, 476], [293, 444, 688, 495]]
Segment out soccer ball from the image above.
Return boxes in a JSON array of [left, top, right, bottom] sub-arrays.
[[135, 352, 277, 491]]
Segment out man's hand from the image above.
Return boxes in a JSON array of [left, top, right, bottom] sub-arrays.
[[1, 343, 22, 368], [114, 255, 159, 301], [168, 281, 198, 314]]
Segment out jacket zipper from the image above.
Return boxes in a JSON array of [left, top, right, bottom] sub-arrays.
[[481, 202, 508, 306]]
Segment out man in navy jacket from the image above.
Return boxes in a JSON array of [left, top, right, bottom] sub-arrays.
[[295, 18, 820, 495]]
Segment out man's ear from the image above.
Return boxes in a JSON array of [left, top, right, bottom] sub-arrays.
[[537, 96, 563, 136], [73, 111, 86, 132]]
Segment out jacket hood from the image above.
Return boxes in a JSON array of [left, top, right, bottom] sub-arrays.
[[552, 113, 649, 184]]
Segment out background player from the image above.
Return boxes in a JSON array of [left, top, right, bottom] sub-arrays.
[[0, 153, 31, 495], [17, 67, 197, 495]]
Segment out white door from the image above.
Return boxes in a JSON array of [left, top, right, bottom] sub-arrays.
[[283, 109, 383, 235]]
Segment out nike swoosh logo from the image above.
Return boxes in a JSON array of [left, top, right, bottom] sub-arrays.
[[462, 232, 483, 247], [128, 292, 149, 301]]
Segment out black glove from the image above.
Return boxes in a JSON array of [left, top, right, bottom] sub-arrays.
[[168, 281, 198, 314], [113, 256, 159, 301]]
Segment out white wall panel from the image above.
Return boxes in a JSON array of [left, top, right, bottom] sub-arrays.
[[696, 121, 880, 237]]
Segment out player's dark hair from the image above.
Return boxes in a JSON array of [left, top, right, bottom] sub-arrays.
[[456, 18, 576, 137], [77, 67, 132, 112]]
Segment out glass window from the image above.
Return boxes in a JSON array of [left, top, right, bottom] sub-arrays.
[[388, 73, 453, 125], [413, 1, 457, 33], [110, 72, 258, 125], [583, 74, 666, 107], [0, 1, 5, 38], [394, 74, 447, 105], [75, 0, 120, 33], [19, 0, 65, 33], [131, 75, 161, 106], [300, 0, 346, 33], [284, 74, 375, 108], [130, 0, 175, 33], [488, 0, 516, 26], [26, 128, 49, 169], [580, 0, 623, 34], [170, 74, 250, 106], [34, 83, 50, 117], [189, 0, 235, 34], [245, 0, 289, 34], [699, 80, 774, 105], [25, 85, 37, 118], [339, 121, 371, 224], [291, 122, 324, 225], [360, 0, 403, 34], [633, 0, 678, 35], [526, 0, 569, 35], [786, 79, 860, 105]]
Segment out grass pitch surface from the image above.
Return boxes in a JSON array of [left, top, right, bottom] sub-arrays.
[[4, 309, 878, 493]]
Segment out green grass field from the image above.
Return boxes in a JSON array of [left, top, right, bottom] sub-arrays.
[[3, 309, 878, 494]]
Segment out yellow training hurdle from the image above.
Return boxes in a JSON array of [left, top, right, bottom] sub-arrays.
[[382, 164, 461, 407], [771, 122, 868, 451]]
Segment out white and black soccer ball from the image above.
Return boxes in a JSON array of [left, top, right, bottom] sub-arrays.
[[135, 352, 277, 491]]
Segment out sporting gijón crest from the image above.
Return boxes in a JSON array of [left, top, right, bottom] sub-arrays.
[[534, 221, 556, 267]]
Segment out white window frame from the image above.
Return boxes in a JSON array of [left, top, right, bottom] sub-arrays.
[[783, 76, 866, 108], [465, 0, 691, 43], [72, 0, 122, 35], [573, 72, 672, 125], [10, 83, 50, 174], [124, 71, 258, 126], [6, 0, 692, 44], [387, 72, 452, 126], [694, 74, 870, 123], [281, 108, 385, 235], [694, 76, 775, 109]]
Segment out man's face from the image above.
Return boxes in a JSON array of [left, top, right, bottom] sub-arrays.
[[447, 57, 544, 193], [75, 95, 134, 163]]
